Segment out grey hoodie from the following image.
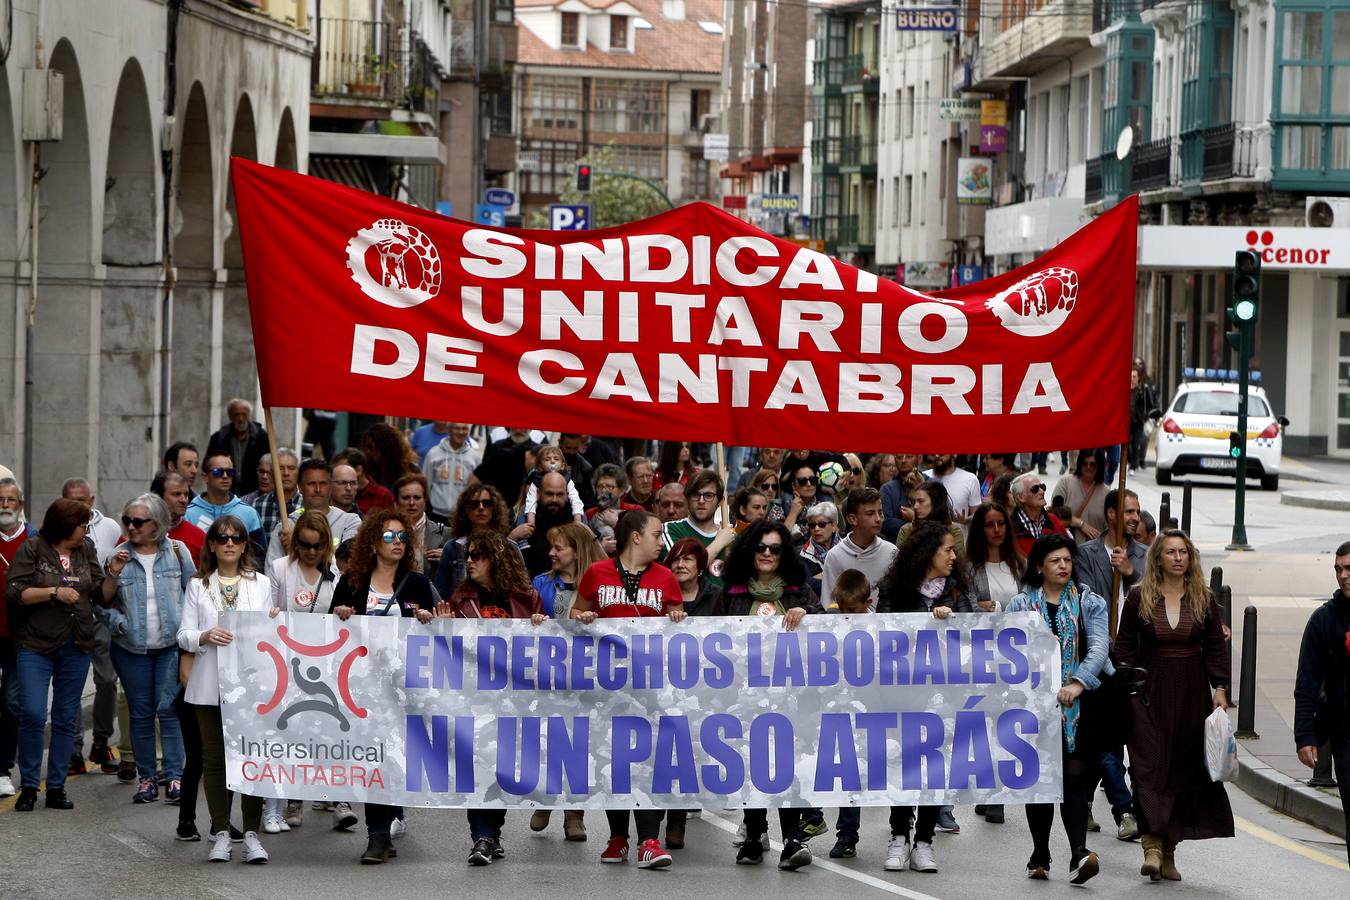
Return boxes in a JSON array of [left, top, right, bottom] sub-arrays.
[[820, 533, 898, 606]]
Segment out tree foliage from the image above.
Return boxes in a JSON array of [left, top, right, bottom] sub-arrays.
[[527, 144, 673, 230]]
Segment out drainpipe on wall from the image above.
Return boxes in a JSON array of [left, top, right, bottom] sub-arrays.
[[21, 34, 44, 497]]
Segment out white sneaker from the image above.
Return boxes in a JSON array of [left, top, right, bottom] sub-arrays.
[[909, 840, 938, 873], [333, 802, 358, 831], [390, 816, 407, 839], [0, 775, 14, 798], [884, 836, 911, 872], [263, 813, 284, 834], [208, 831, 232, 863], [240, 831, 269, 864]]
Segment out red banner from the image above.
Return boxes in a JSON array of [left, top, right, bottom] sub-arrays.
[[231, 159, 1136, 453]]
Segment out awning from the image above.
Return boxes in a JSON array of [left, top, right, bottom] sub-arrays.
[[307, 156, 382, 194]]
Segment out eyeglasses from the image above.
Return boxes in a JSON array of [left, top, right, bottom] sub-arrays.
[[467, 499, 494, 509], [332, 479, 358, 488], [0, 497, 20, 507], [208, 467, 236, 479], [295, 538, 325, 552], [1029, 484, 1046, 494], [213, 534, 246, 545], [753, 542, 784, 556], [691, 491, 719, 502], [807, 520, 831, 529], [121, 516, 152, 529], [380, 531, 408, 544], [466, 549, 484, 561], [795, 477, 815, 486]]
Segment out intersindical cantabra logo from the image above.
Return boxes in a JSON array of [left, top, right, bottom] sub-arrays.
[[256, 626, 369, 732]]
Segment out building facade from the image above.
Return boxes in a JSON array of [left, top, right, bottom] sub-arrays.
[[512, 0, 722, 223], [0, 0, 312, 511]]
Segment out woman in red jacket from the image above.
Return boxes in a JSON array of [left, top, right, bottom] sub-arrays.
[[438, 529, 546, 866]]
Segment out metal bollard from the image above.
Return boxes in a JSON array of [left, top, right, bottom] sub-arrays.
[[1309, 738, 1338, 788], [1160, 492, 1171, 532], [1182, 480, 1193, 535], [1221, 585, 1235, 708], [1209, 566, 1224, 601], [1236, 605, 1259, 738]]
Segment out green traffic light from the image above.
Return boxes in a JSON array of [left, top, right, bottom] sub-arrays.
[[1233, 298, 1257, 321], [1230, 445, 1241, 459]]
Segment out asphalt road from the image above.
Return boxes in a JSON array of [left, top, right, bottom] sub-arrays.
[[2, 767, 1345, 900]]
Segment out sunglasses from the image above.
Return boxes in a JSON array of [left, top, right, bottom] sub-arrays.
[[851, 467, 863, 475], [122, 516, 152, 529], [761, 482, 779, 490], [807, 520, 831, 529], [753, 542, 784, 556], [467, 499, 494, 509], [466, 549, 484, 561], [691, 491, 719, 502], [208, 467, 236, 479], [1030, 484, 1046, 494], [795, 477, 815, 486], [380, 531, 408, 544], [295, 538, 325, 552], [213, 534, 246, 545]]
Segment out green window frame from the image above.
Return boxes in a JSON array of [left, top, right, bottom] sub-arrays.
[[1272, 3, 1350, 188], [1179, 0, 1235, 184], [1101, 19, 1154, 200]]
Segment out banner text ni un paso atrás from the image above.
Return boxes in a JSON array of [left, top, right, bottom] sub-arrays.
[[230, 158, 1137, 453], [219, 612, 1064, 809]]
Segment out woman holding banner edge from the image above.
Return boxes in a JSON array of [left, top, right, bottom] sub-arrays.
[[1006, 532, 1112, 886], [720, 519, 824, 871], [570, 509, 686, 870]]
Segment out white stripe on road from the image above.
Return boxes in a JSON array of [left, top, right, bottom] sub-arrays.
[[108, 830, 165, 859], [698, 809, 945, 900]]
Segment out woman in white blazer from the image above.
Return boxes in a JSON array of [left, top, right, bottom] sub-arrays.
[[177, 515, 273, 865]]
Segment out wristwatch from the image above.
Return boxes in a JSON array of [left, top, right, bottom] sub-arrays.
[[49, 587, 57, 603]]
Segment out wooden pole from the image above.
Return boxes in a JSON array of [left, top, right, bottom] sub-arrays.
[[263, 408, 292, 543], [715, 442, 729, 526], [1108, 441, 1129, 640]]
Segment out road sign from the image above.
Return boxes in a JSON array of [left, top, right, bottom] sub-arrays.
[[896, 5, 958, 30], [549, 204, 590, 230], [474, 203, 505, 227], [759, 193, 801, 213], [484, 187, 515, 208], [703, 133, 729, 162], [958, 264, 984, 285], [435, 201, 453, 218]]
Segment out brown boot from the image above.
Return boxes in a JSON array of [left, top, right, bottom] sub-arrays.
[[665, 811, 687, 849], [563, 810, 586, 842], [529, 809, 551, 832], [1161, 843, 1181, 881], [1140, 834, 1163, 881]]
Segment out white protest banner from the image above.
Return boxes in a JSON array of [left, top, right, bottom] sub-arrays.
[[219, 612, 1064, 809]]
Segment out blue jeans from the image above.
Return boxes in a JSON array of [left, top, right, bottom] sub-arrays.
[[467, 808, 507, 842], [836, 807, 861, 842], [17, 639, 92, 791], [1098, 747, 1134, 819], [0, 638, 20, 776], [110, 643, 185, 781]]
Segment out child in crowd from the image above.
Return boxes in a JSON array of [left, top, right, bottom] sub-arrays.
[[520, 444, 585, 525]]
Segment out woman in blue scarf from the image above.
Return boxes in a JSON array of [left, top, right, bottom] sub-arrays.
[[1007, 533, 1112, 886]]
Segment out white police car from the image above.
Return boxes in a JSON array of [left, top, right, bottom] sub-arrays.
[[1154, 369, 1288, 491]]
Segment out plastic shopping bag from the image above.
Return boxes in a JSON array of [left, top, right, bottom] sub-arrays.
[[1204, 708, 1239, 782]]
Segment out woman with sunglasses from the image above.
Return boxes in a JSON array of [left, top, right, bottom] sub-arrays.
[[748, 468, 785, 522], [433, 529, 547, 865], [721, 520, 823, 870], [433, 483, 513, 602], [331, 508, 436, 864], [1051, 450, 1108, 543], [782, 464, 819, 539], [895, 480, 966, 559], [177, 515, 273, 863], [101, 494, 196, 806], [264, 509, 339, 831], [6, 498, 116, 812], [798, 502, 840, 601], [1006, 532, 1111, 886], [874, 520, 974, 873]]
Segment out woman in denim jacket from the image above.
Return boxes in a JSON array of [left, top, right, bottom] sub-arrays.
[[102, 493, 196, 805], [1006, 532, 1113, 887]]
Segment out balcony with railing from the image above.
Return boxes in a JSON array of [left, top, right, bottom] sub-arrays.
[[843, 53, 880, 90], [312, 17, 429, 108], [1131, 137, 1177, 192], [841, 135, 877, 169]]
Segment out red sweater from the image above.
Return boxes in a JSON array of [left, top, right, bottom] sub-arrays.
[[0, 525, 35, 638]]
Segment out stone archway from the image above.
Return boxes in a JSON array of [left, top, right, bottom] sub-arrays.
[[31, 38, 96, 504], [275, 107, 298, 171], [98, 57, 162, 510]]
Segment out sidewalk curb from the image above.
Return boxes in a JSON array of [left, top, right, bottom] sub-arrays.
[[1236, 743, 1345, 839], [1280, 491, 1350, 512]]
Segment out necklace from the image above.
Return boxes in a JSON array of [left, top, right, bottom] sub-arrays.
[[211, 573, 242, 612]]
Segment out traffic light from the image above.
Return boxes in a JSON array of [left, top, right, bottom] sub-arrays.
[[1228, 431, 1243, 460], [576, 163, 592, 192], [1232, 250, 1260, 324]]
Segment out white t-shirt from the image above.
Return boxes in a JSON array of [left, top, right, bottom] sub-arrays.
[[982, 560, 1020, 610], [924, 467, 983, 519], [137, 552, 162, 647]]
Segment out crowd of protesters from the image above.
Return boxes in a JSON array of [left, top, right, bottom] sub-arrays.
[[0, 393, 1247, 882]]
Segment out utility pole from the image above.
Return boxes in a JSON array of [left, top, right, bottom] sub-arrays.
[[1226, 249, 1259, 551]]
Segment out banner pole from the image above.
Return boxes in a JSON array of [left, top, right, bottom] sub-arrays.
[[263, 407, 292, 544], [1108, 441, 1128, 641], [715, 442, 729, 526]]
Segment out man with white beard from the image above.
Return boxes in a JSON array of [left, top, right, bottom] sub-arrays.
[[0, 477, 34, 797]]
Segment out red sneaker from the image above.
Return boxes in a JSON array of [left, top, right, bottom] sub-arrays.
[[600, 836, 629, 864], [636, 838, 672, 870]]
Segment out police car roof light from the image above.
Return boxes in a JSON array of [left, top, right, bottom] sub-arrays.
[[1183, 367, 1197, 378]]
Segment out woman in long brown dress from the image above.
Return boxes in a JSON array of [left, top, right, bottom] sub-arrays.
[[1115, 528, 1232, 882]]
